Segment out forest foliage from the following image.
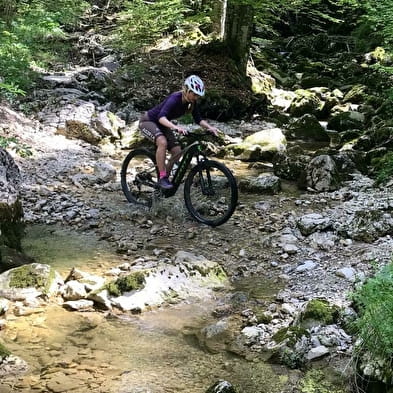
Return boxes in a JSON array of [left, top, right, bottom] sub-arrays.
[[1, 0, 393, 96]]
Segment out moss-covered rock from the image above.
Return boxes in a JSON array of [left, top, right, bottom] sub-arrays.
[[254, 310, 273, 324], [300, 369, 348, 393], [0, 263, 61, 299], [272, 326, 310, 346], [300, 299, 339, 328], [289, 89, 324, 117], [0, 341, 11, 359], [8, 263, 56, 295], [225, 128, 286, 161], [106, 271, 146, 297], [286, 114, 330, 142], [343, 84, 367, 104], [327, 111, 366, 132], [270, 326, 310, 369]]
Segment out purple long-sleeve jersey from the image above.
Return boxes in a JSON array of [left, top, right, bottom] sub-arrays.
[[147, 91, 202, 129]]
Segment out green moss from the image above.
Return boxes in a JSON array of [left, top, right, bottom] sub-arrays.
[[0, 342, 11, 358], [301, 299, 339, 325], [254, 309, 273, 324], [9, 264, 55, 294], [372, 151, 393, 184], [163, 288, 180, 304], [300, 369, 348, 393], [106, 271, 146, 297], [272, 326, 310, 346], [193, 264, 227, 282]]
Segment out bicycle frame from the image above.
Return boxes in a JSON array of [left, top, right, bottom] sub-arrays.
[[162, 141, 206, 198]]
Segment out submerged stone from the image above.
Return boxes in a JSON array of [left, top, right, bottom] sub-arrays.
[[206, 380, 237, 393]]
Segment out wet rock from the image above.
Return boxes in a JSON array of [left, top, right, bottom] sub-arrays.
[[45, 371, 82, 392], [297, 213, 331, 235], [63, 299, 94, 311], [0, 147, 24, 254], [239, 174, 281, 194], [327, 110, 366, 132], [306, 155, 341, 191], [62, 280, 88, 301], [225, 128, 286, 161], [306, 345, 329, 360], [296, 260, 317, 273], [106, 251, 228, 312], [206, 380, 237, 393], [286, 114, 329, 142], [0, 354, 29, 377], [0, 263, 63, 301], [335, 267, 356, 282], [197, 318, 238, 354]]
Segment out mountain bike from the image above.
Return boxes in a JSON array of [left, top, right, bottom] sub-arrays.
[[120, 132, 238, 226]]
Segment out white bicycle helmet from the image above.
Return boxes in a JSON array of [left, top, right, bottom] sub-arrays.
[[184, 75, 205, 96]]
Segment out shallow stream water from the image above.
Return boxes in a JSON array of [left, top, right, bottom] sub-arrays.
[[0, 225, 292, 393]]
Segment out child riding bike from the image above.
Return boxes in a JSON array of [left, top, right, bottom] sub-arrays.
[[138, 75, 219, 189]]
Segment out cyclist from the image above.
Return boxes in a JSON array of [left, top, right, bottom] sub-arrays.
[[139, 75, 219, 189]]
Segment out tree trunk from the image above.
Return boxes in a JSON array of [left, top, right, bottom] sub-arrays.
[[202, 0, 226, 38], [223, 1, 254, 75]]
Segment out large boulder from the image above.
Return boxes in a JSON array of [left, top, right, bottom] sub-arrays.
[[306, 155, 341, 191], [327, 110, 366, 132], [0, 263, 63, 301], [286, 114, 330, 142], [225, 128, 286, 161], [0, 148, 24, 257], [98, 251, 229, 312], [289, 89, 324, 117], [239, 174, 281, 194], [273, 148, 311, 181]]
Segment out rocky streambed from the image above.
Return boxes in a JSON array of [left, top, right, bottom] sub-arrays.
[[1, 100, 393, 392]]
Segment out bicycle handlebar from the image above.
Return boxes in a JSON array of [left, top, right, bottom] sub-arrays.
[[171, 128, 222, 140]]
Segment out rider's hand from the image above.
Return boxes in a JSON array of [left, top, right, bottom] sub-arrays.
[[176, 126, 188, 135], [208, 127, 219, 136]]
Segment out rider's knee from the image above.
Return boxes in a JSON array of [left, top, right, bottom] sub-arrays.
[[156, 135, 168, 149]]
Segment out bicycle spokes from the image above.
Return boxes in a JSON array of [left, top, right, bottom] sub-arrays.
[[184, 160, 238, 226], [121, 149, 159, 207]]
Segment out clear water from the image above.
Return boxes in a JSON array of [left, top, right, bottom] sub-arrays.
[[0, 225, 292, 392]]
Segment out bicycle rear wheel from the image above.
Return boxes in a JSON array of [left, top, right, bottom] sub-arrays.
[[120, 148, 159, 207], [184, 160, 238, 226]]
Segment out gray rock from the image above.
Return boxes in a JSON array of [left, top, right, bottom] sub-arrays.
[[306, 345, 329, 360]]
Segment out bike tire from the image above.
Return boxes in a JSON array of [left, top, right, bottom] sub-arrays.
[[120, 148, 159, 207], [184, 160, 238, 226]]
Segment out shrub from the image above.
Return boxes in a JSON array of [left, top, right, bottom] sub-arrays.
[[0, 0, 89, 93], [0, 136, 32, 157], [351, 262, 393, 361], [372, 151, 393, 184]]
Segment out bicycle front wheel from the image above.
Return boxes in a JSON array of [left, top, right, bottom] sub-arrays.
[[120, 148, 159, 207], [184, 160, 238, 226]]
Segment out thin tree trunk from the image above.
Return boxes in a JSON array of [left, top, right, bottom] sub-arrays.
[[223, 1, 254, 75]]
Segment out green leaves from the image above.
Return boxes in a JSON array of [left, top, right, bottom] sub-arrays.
[[0, 136, 32, 157], [0, 0, 89, 95], [351, 263, 393, 359], [113, 0, 192, 53]]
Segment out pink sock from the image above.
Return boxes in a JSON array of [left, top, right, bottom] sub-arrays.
[[159, 171, 167, 179]]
